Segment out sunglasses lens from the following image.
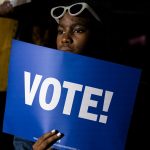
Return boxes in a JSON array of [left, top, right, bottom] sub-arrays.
[[53, 7, 64, 17], [70, 4, 82, 14]]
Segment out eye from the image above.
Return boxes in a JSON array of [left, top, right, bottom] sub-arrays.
[[57, 29, 63, 34], [57, 26, 64, 35], [73, 28, 85, 33], [73, 26, 87, 34]]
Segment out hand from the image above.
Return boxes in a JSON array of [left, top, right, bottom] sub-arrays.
[[32, 130, 64, 150], [0, 1, 13, 15]]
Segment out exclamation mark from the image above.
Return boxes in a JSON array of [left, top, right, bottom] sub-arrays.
[[99, 91, 113, 124]]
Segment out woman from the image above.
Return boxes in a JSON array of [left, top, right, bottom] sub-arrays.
[[13, 0, 104, 149]]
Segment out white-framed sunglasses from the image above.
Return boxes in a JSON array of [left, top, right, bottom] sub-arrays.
[[50, 2, 101, 23]]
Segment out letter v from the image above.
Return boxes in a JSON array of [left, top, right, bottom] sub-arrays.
[[24, 71, 42, 105]]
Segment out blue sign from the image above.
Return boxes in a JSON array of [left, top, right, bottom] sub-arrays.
[[3, 39, 141, 150]]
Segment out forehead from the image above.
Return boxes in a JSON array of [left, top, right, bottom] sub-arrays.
[[59, 12, 89, 26]]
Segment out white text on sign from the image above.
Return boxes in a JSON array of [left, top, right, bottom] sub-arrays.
[[24, 71, 114, 124]]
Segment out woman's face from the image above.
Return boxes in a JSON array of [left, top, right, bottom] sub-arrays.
[[56, 12, 91, 54]]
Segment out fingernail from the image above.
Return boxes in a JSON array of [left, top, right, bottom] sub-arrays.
[[57, 132, 61, 137], [51, 129, 56, 133]]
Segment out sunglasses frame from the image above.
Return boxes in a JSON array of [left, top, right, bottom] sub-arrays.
[[51, 2, 101, 23]]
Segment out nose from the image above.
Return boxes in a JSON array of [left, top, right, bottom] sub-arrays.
[[61, 32, 73, 44]]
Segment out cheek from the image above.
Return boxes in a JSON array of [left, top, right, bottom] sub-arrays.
[[74, 34, 90, 50]]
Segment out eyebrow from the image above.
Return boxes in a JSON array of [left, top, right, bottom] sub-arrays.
[[58, 21, 89, 29]]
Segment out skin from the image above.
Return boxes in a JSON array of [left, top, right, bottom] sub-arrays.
[[32, 12, 92, 150], [56, 12, 91, 54], [32, 130, 63, 150], [0, 1, 13, 15]]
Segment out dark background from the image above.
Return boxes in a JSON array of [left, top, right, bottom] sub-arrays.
[[0, 0, 149, 149]]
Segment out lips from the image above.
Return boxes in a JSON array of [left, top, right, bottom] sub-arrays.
[[60, 46, 73, 52]]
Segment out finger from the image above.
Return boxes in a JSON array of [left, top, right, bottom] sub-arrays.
[[33, 131, 64, 150], [36, 132, 64, 150], [35, 129, 57, 146], [33, 129, 59, 148], [45, 132, 64, 145]]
